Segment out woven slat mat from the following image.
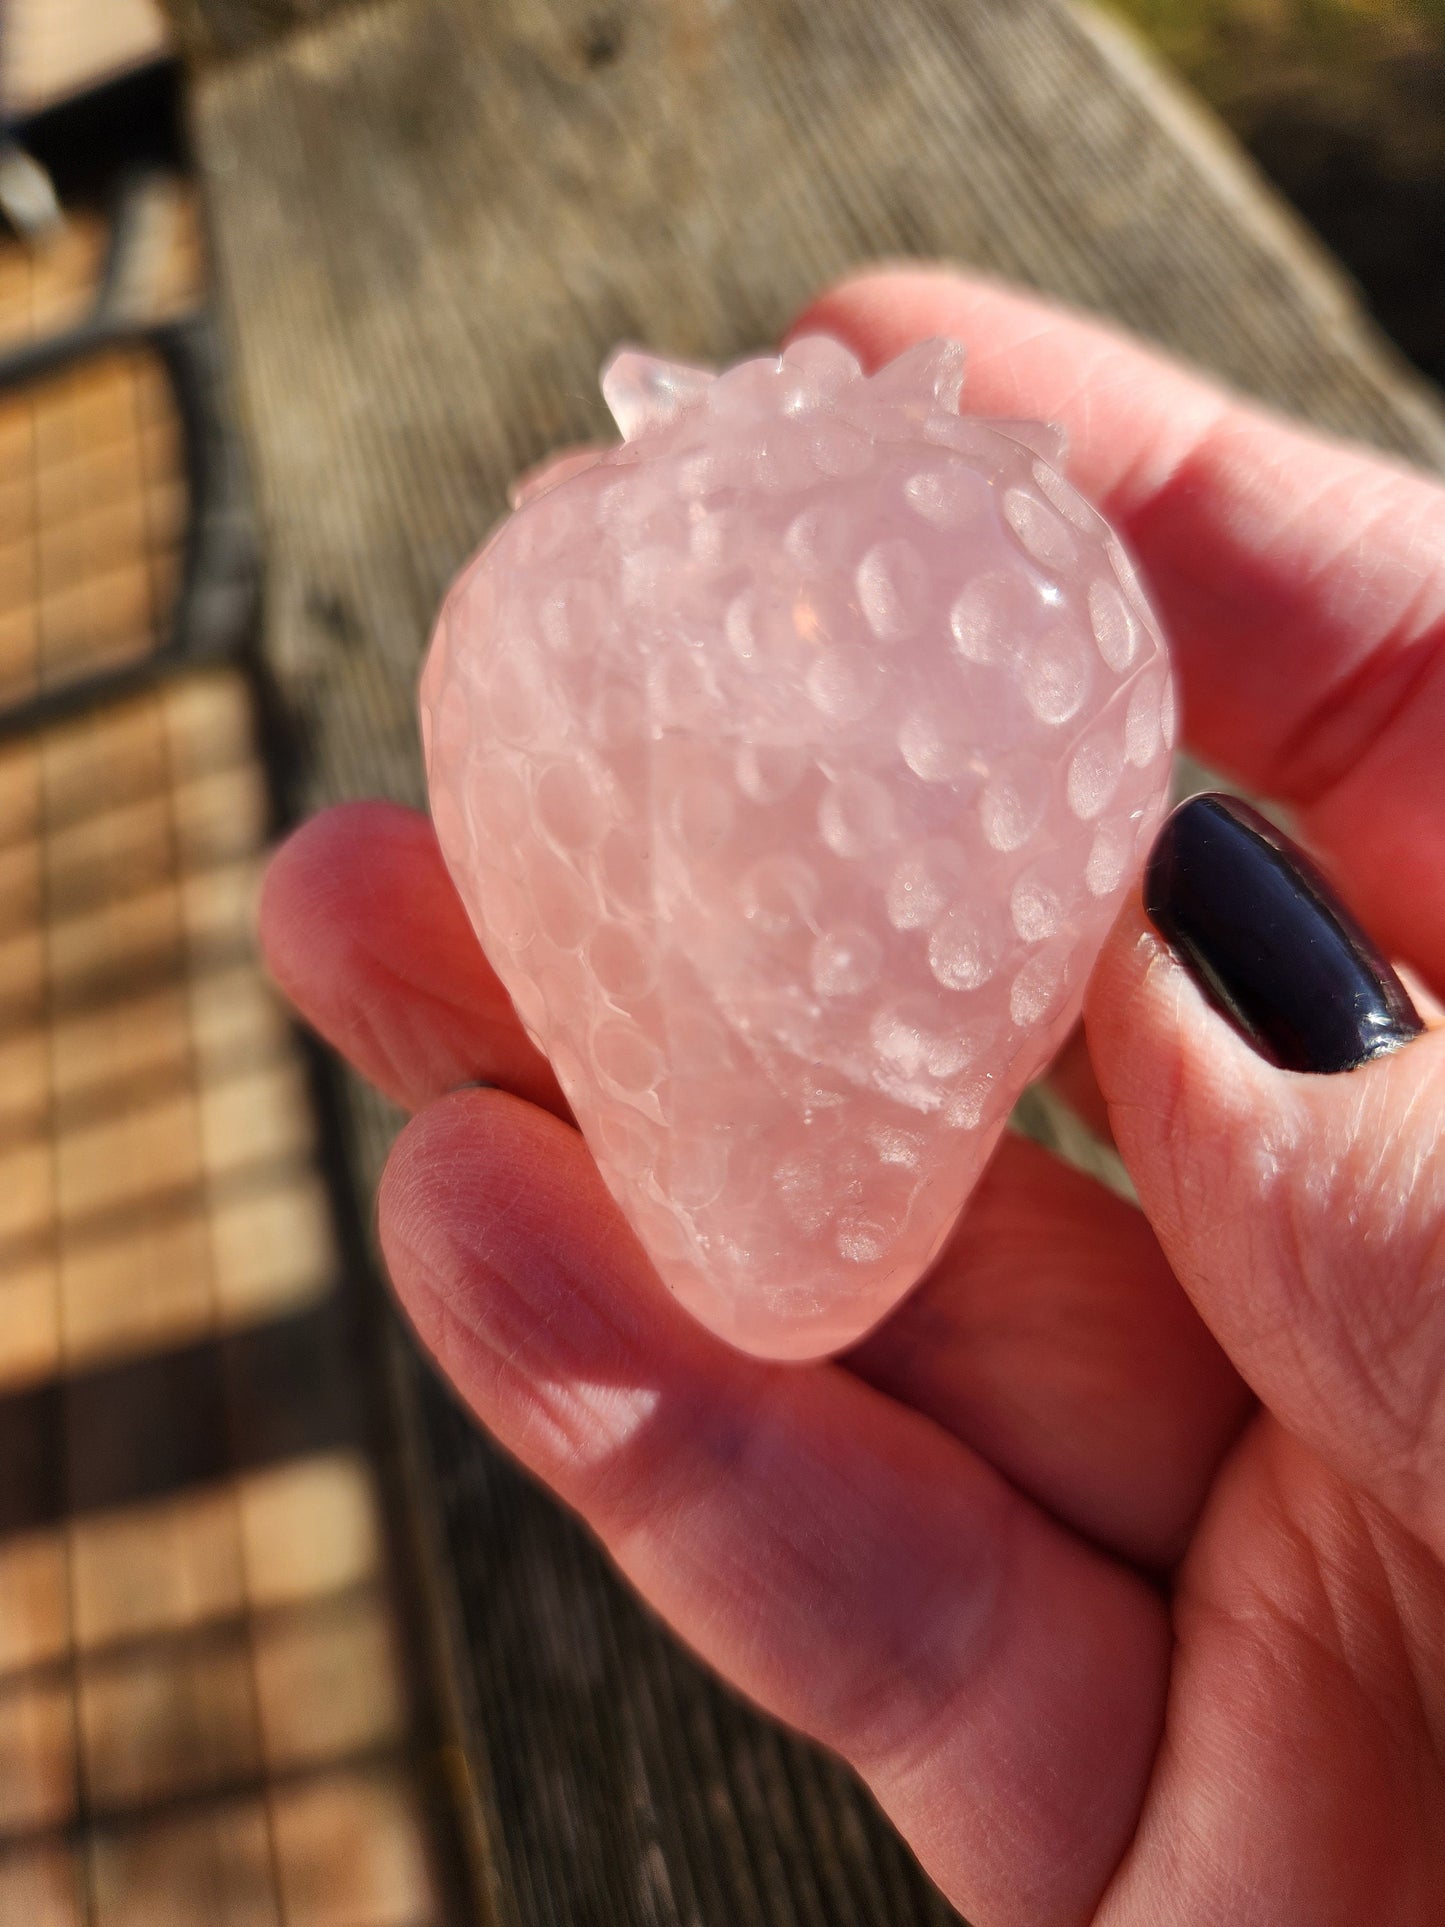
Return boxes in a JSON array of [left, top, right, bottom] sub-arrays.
[[0, 194, 455, 1925]]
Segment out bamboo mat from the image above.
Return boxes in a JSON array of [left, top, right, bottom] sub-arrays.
[[0, 195, 454, 1925], [0, 212, 187, 714]]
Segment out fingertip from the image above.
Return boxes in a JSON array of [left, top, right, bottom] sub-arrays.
[[1088, 863, 1445, 1256], [377, 1086, 682, 1352], [261, 801, 570, 1116], [375, 1084, 473, 1253], [256, 814, 324, 985], [1085, 894, 1177, 1073], [1390, 961, 1445, 1031], [789, 262, 1009, 367], [259, 800, 438, 987], [377, 1088, 567, 1374], [1085, 894, 1286, 1234], [1044, 1021, 1117, 1146], [265, 799, 435, 896], [1089, 875, 1444, 1158], [1091, 885, 1293, 1078], [1089, 885, 1445, 1552], [379, 1086, 577, 1267], [376, 1088, 735, 1500]]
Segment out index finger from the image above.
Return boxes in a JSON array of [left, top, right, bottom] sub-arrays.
[[793, 267, 1445, 984]]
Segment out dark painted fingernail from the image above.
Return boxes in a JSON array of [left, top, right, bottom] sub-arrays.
[[1144, 793, 1423, 1073]]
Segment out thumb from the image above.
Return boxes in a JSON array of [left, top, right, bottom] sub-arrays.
[[1086, 794, 1445, 1554]]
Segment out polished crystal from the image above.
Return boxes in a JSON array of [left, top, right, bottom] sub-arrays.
[[421, 337, 1173, 1358]]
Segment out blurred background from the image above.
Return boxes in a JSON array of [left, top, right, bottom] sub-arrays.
[[1112, 0, 1445, 384], [0, 0, 1437, 1922], [0, 2, 470, 1921]]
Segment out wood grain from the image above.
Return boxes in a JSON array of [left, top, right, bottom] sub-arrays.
[[160, 0, 366, 62], [168, 0, 1445, 1920]]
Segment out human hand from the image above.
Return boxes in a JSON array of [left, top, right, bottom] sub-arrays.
[[259, 267, 1445, 1926]]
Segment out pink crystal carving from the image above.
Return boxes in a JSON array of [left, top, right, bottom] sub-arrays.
[[421, 336, 1174, 1360]]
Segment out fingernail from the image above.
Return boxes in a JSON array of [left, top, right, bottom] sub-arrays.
[[1144, 793, 1423, 1073]]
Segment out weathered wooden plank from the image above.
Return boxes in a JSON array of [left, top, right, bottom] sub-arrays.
[[170, 0, 1445, 1920], [162, 0, 367, 61]]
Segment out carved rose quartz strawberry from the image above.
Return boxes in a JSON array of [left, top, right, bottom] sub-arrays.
[[420, 336, 1174, 1360]]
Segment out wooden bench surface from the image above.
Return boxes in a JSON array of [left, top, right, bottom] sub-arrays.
[[160, 1, 1445, 1919]]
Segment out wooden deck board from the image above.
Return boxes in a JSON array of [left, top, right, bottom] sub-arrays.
[[165, 1, 1445, 1919]]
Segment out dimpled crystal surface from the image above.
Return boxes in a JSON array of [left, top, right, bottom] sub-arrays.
[[420, 336, 1174, 1360]]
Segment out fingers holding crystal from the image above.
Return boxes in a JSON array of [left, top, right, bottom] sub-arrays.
[[379, 1086, 1171, 1926], [1089, 884, 1445, 1559], [260, 789, 1248, 1568], [259, 802, 568, 1116]]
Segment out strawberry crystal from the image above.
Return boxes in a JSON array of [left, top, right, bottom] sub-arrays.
[[421, 336, 1173, 1358]]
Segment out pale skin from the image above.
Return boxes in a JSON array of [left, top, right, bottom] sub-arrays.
[[259, 268, 1445, 1927]]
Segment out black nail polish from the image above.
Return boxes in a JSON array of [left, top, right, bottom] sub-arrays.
[[1144, 793, 1423, 1073]]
